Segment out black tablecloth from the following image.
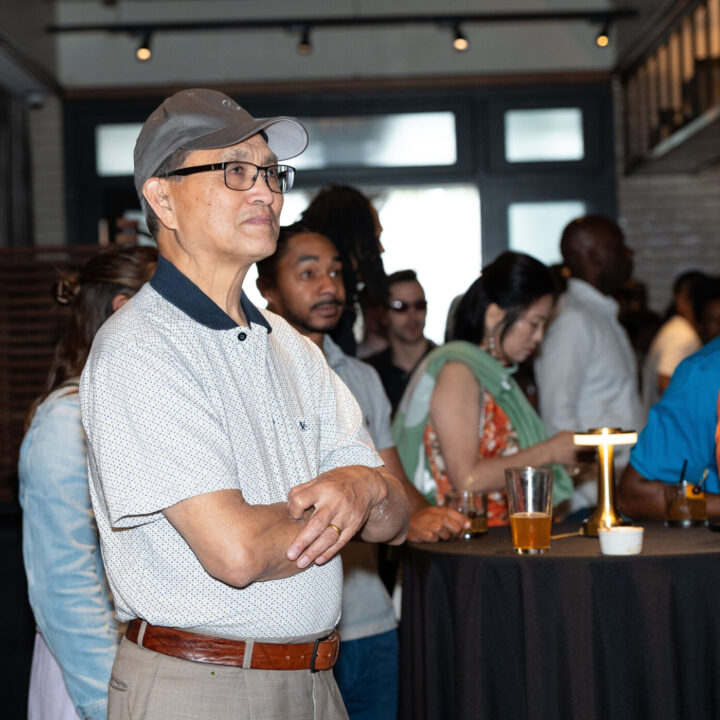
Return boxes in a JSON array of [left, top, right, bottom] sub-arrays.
[[399, 523, 720, 720]]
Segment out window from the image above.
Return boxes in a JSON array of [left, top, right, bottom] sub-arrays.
[[379, 184, 481, 343], [68, 86, 615, 277], [508, 200, 586, 265], [244, 184, 481, 344], [94, 112, 458, 178], [96, 124, 142, 176], [504, 108, 584, 162], [294, 112, 457, 169]]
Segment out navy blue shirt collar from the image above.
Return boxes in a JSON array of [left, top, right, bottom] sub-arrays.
[[150, 256, 272, 332]]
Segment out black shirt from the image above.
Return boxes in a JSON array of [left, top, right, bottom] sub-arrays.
[[366, 340, 435, 417]]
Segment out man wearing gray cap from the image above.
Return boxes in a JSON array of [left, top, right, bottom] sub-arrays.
[[79, 88, 410, 720]]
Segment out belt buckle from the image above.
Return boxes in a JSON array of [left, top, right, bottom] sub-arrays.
[[310, 631, 338, 673], [310, 635, 323, 673]]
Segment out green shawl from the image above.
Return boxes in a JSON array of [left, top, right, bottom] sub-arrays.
[[392, 341, 572, 506]]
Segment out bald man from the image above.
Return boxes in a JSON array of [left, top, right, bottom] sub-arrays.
[[534, 215, 644, 513]]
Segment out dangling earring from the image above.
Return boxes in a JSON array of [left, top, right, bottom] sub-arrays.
[[487, 331, 496, 356], [483, 326, 499, 358]]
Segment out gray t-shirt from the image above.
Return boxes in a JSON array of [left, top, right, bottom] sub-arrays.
[[323, 336, 398, 642]]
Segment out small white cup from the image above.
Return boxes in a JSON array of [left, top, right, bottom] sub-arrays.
[[598, 526, 644, 555]]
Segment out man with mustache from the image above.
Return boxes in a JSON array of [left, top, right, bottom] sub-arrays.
[[80, 89, 411, 720], [257, 223, 468, 720]]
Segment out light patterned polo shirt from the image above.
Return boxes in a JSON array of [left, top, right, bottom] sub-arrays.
[[80, 257, 381, 641]]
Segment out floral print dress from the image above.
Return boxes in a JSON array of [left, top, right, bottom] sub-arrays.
[[424, 380, 520, 526]]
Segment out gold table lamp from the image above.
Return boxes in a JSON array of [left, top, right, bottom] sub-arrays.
[[573, 427, 638, 537]]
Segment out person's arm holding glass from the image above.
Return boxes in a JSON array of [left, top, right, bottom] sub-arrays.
[[379, 436, 469, 542], [430, 362, 577, 493], [394, 252, 575, 521], [618, 346, 720, 522]]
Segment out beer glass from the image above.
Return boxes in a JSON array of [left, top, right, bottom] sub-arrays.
[[505, 466, 554, 554]]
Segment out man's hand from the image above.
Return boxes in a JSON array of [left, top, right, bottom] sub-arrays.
[[286, 465, 410, 569], [407, 505, 469, 542]]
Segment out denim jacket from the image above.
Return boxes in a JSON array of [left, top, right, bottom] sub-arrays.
[[19, 383, 121, 720]]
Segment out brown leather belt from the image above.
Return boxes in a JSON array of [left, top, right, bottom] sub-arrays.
[[126, 619, 340, 672]]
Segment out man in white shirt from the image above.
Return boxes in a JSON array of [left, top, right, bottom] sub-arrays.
[[256, 223, 467, 720], [534, 215, 645, 513], [80, 88, 410, 720]]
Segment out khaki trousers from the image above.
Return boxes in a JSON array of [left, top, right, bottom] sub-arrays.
[[108, 636, 349, 720]]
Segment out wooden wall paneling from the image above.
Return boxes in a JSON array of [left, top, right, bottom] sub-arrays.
[[0, 245, 99, 502]]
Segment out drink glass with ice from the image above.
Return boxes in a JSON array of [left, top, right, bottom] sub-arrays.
[[444, 490, 488, 539]]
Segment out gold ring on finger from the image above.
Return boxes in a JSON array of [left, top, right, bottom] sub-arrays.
[[328, 523, 342, 537]]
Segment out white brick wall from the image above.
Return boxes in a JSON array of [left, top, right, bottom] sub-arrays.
[[28, 96, 66, 246], [619, 170, 720, 313], [615, 75, 720, 315]]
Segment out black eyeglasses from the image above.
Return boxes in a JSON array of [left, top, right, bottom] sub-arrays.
[[388, 299, 428, 313], [162, 161, 295, 194]]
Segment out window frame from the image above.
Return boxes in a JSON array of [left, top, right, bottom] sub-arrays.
[[486, 93, 606, 172], [63, 82, 617, 264]]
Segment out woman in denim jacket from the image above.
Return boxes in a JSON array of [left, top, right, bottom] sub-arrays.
[[19, 245, 156, 720]]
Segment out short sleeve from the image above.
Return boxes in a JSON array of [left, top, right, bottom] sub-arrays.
[[656, 335, 701, 377], [630, 354, 719, 488], [80, 337, 237, 527]]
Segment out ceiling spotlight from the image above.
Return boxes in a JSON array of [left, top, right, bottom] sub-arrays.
[[136, 33, 152, 61], [596, 21, 610, 48], [297, 26, 312, 55], [453, 24, 469, 52]]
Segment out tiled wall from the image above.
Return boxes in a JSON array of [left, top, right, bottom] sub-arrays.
[[28, 96, 66, 247], [614, 78, 720, 314], [619, 168, 720, 314]]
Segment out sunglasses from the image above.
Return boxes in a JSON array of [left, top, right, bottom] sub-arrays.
[[388, 299, 428, 313]]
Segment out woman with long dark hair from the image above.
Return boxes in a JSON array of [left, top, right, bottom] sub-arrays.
[[19, 244, 157, 720], [394, 251, 575, 524]]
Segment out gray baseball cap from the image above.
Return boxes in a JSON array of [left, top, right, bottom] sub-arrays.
[[133, 88, 308, 201]]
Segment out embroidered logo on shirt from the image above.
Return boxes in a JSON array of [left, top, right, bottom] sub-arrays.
[[299, 420, 307, 430]]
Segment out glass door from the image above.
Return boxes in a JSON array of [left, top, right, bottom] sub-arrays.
[[243, 183, 481, 345]]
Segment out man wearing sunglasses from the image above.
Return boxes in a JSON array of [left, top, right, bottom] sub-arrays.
[[368, 270, 436, 417], [79, 88, 410, 720]]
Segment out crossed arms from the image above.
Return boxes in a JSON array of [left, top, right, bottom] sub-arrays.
[[164, 464, 410, 588], [82, 327, 411, 590]]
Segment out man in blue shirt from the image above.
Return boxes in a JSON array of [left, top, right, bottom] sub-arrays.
[[618, 335, 720, 520]]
